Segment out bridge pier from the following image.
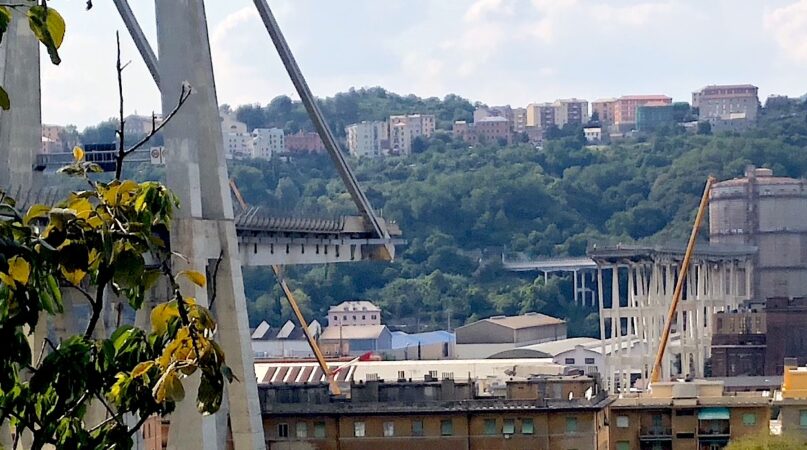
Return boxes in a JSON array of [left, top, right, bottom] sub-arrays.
[[0, 7, 41, 191], [155, 0, 263, 448], [592, 247, 753, 392]]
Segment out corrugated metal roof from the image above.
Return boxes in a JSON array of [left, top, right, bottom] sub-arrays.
[[460, 313, 565, 331]]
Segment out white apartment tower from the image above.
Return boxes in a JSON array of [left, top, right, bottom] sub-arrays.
[[252, 128, 284, 159], [220, 112, 253, 160], [346, 121, 386, 158]]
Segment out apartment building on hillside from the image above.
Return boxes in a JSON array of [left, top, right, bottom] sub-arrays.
[[613, 95, 672, 131], [389, 114, 435, 155], [346, 121, 386, 158]]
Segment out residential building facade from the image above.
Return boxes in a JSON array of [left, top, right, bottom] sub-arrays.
[[285, 131, 325, 153], [512, 107, 527, 133], [389, 114, 435, 155], [614, 95, 672, 131], [636, 104, 676, 131], [252, 127, 284, 159], [261, 375, 611, 450], [346, 121, 386, 158], [221, 112, 253, 159], [693, 84, 759, 122], [710, 309, 767, 377], [592, 98, 617, 127], [554, 98, 589, 127], [123, 113, 163, 137], [328, 301, 382, 327], [609, 380, 770, 450], [526, 102, 556, 129], [452, 117, 512, 145]]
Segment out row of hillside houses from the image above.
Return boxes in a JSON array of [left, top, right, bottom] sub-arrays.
[[455, 84, 762, 146], [220, 110, 325, 160]]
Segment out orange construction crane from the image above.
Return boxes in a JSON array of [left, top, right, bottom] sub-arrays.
[[649, 176, 715, 385], [229, 179, 341, 395]]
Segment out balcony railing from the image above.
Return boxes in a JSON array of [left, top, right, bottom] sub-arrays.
[[639, 427, 672, 440]]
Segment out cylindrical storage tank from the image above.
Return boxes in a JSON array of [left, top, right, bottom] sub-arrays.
[[710, 166, 807, 300]]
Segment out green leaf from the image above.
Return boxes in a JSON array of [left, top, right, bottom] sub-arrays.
[[112, 250, 145, 289], [110, 325, 135, 352], [46, 274, 62, 305], [0, 86, 8, 111], [197, 371, 224, 415]]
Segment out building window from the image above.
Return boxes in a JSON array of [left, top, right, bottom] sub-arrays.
[[565, 358, 575, 365], [742, 413, 756, 426], [354, 421, 366, 437], [521, 418, 534, 435], [314, 422, 326, 438], [483, 419, 497, 435], [566, 417, 578, 433], [441, 419, 454, 436], [362, 315, 366, 320], [585, 357, 596, 364], [503, 419, 515, 435], [296, 422, 307, 438], [800, 410, 807, 427], [383, 422, 395, 437], [412, 420, 424, 436], [332, 315, 337, 322], [371, 315, 377, 320], [616, 441, 630, 450], [277, 423, 289, 438], [616, 415, 629, 428]]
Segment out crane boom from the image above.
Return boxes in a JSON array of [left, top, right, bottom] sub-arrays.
[[649, 176, 715, 384]]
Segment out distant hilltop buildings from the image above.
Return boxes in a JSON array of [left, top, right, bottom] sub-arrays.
[[41, 82, 773, 161], [219, 108, 325, 160], [344, 113, 436, 158]]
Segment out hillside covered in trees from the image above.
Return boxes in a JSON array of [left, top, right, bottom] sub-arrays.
[[62, 88, 807, 337], [227, 89, 807, 337]]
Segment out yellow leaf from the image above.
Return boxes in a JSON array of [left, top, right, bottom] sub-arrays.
[[102, 184, 121, 207], [68, 197, 93, 220], [151, 301, 179, 334], [132, 361, 154, 379], [178, 270, 206, 288], [72, 146, 84, 161], [154, 371, 185, 403], [60, 266, 85, 286], [0, 273, 13, 287], [45, 7, 65, 49], [7, 256, 30, 285], [23, 204, 51, 225]]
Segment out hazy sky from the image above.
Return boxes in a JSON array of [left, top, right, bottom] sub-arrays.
[[40, 0, 807, 128]]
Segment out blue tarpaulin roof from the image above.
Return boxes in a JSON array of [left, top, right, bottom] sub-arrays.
[[698, 407, 730, 420]]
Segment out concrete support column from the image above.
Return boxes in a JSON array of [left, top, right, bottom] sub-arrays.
[[155, 1, 263, 448], [596, 267, 607, 390], [0, 8, 41, 192]]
